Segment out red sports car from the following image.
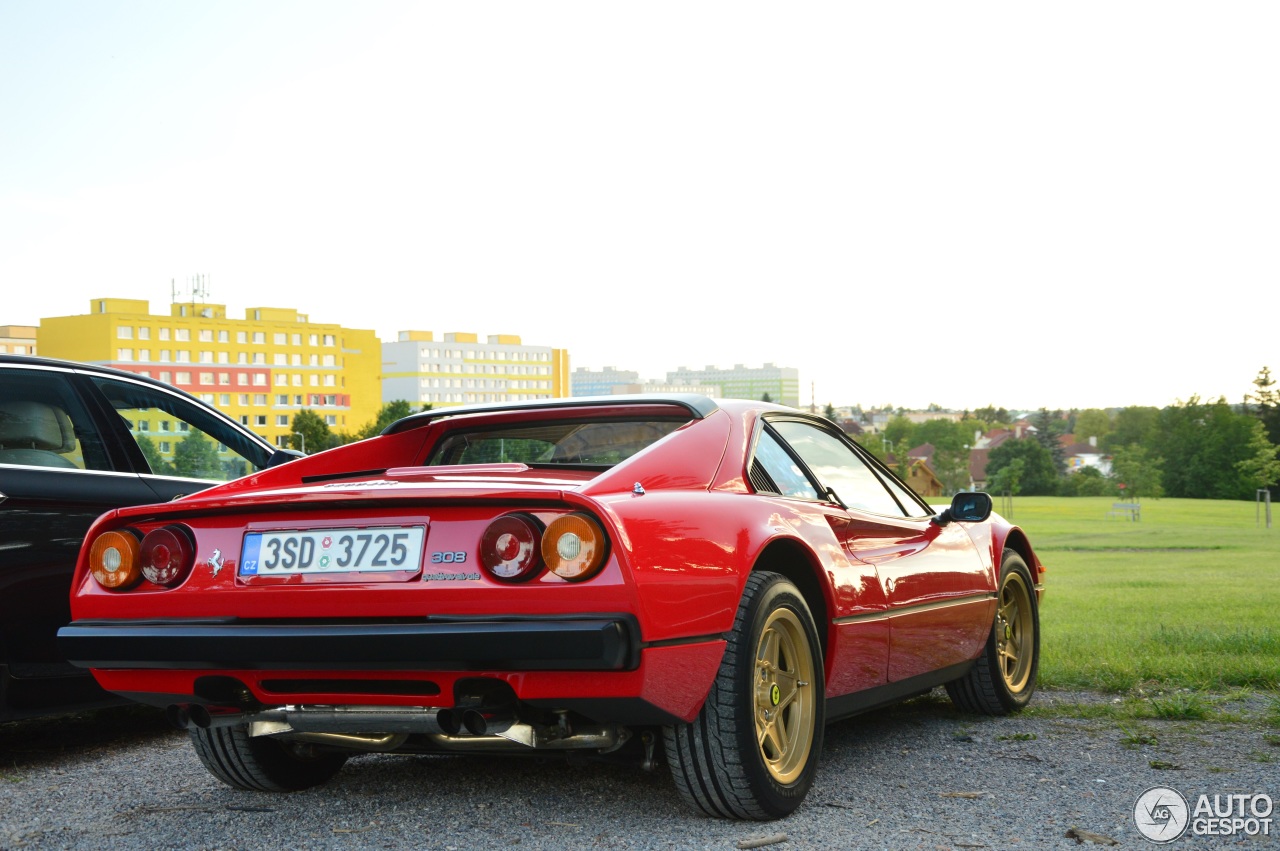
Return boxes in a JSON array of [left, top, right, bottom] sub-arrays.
[[59, 395, 1045, 820]]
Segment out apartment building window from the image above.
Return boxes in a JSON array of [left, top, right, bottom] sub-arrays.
[[292, 374, 302, 386], [239, 395, 249, 406], [254, 394, 267, 405], [276, 394, 289, 405], [159, 328, 170, 341], [255, 415, 268, 427], [273, 354, 287, 366], [309, 334, 318, 345], [309, 354, 319, 366], [240, 416, 249, 425], [176, 329, 190, 341], [159, 371, 172, 383], [309, 375, 318, 386], [176, 372, 192, 384], [253, 374, 267, 386], [200, 394, 214, 404], [117, 349, 133, 361], [324, 375, 336, 387], [322, 354, 336, 366], [217, 352, 229, 364], [253, 353, 266, 365], [237, 374, 248, 386], [276, 374, 288, 386], [294, 395, 303, 405], [253, 332, 265, 344], [138, 327, 150, 340], [291, 334, 301, 346], [274, 333, 286, 345], [276, 415, 289, 426], [117, 326, 133, 339], [176, 350, 190, 363], [219, 373, 230, 385], [325, 415, 336, 426], [323, 334, 335, 346], [237, 353, 248, 365], [199, 330, 213, 342], [291, 354, 301, 366], [218, 331, 229, 343], [199, 351, 213, 364], [137, 349, 150, 362], [199, 372, 214, 385], [219, 394, 230, 406], [159, 441, 171, 453], [237, 331, 247, 343]]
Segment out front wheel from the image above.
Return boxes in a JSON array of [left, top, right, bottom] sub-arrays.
[[664, 571, 825, 820], [946, 551, 1040, 714], [190, 725, 348, 792]]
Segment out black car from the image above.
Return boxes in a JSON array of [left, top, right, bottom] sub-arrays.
[[0, 355, 300, 719]]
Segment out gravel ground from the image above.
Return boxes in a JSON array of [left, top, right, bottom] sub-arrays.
[[1, 689, 1276, 850]]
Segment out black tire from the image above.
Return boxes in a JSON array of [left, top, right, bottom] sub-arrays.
[[189, 725, 348, 792], [664, 571, 825, 820], [946, 551, 1040, 715]]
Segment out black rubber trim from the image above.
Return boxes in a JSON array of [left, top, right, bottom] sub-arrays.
[[824, 661, 975, 723], [58, 615, 639, 672], [381, 394, 718, 435]]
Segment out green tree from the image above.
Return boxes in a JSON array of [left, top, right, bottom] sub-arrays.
[[1246, 366, 1280, 447], [356, 400, 429, 440], [1102, 406, 1159, 453], [1060, 465, 1113, 497], [853, 433, 887, 462], [135, 433, 174, 476], [172, 429, 222, 479], [892, 437, 913, 480], [823, 403, 838, 422], [290, 409, 333, 454], [1031, 408, 1068, 474], [985, 438, 1058, 495], [1154, 396, 1268, 499], [1110, 444, 1164, 500], [883, 415, 914, 448], [1073, 409, 1112, 446], [1235, 419, 1280, 494], [973, 405, 1010, 428], [989, 457, 1025, 496], [931, 446, 972, 495], [761, 392, 773, 404]]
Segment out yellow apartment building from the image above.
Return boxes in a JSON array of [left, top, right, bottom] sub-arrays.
[[39, 298, 381, 449]]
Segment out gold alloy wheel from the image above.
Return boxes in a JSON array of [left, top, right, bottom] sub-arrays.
[[753, 607, 817, 785], [996, 569, 1034, 694]]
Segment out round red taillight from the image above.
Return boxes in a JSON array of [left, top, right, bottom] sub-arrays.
[[89, 529, 144, 590], [140, 525, 195, 587], [542, 513, 608, 582], [479, 514, 544, 582]]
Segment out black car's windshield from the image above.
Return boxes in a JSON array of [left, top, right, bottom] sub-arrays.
[[428, 418, 685, 467]]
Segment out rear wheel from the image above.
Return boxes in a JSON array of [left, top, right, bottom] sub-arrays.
[[946, 551, 1039, 714], [190, 725, 348, 792], [664, 572, 825, 819]]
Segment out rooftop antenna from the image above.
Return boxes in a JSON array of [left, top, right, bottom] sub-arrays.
[[810, 381, 817, 414]]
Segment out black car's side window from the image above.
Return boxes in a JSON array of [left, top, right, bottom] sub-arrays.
[[770, 420, 907, 517], [0, 369, 111, 471], [89, 377, 268, 481]]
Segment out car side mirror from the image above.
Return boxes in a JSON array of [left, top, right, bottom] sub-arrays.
[[931, 491, 993, 526]]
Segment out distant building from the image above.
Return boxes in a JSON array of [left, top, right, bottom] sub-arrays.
[[0, 325, 37, 356], [38, 298, 381, 448], [382, 331, 569, 408], [609, 379, 721, 396], [571, 366, 641, 397], [666, 363, 800, 408]]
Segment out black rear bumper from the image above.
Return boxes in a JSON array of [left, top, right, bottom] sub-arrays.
[[57, 615, 639, 672]]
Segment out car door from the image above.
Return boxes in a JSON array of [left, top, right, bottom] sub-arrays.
[[0, 364, 160, 682], [765, 418, 994, 684], [79, 372, 276, 503]]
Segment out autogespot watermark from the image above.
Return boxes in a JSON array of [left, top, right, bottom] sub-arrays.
[[1134, 786, 1274, 843]]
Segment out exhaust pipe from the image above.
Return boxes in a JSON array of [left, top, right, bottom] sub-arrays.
[[462, 708, 515, 736]]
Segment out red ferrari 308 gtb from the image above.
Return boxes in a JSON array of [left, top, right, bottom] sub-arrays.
[[59, 395, 1045, 820]]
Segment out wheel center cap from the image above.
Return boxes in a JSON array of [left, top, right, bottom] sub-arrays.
[[770, 684, 781, 706]]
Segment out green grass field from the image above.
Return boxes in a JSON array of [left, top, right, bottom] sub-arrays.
[[1005, 496, 1279, 694]]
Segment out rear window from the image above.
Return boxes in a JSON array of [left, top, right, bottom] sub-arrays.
[[427, 418, 685, 467]]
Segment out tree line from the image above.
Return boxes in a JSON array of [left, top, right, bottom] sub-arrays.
[[849, 367, 1280, 501]]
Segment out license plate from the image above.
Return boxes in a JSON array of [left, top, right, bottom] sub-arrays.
[[240, 526, 426, 576]]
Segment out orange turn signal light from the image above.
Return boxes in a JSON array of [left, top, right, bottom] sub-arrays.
[[541, 513, 608, 582], [89, 529, 144, 590]]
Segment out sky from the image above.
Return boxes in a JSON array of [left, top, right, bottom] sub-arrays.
[[2, 2, 1277, 412]]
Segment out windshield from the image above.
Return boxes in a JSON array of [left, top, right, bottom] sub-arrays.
[[427, 418, 686, 467]]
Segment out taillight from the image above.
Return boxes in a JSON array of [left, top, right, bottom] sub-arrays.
[[89, 529, 143, 590], [480, 514, 544, 582], [542, 513, 607, 582], [139, 525, 196, 587]]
